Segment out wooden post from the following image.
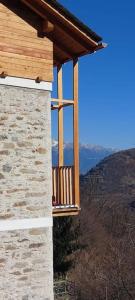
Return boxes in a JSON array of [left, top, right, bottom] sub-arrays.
[[57, 65, 64, 167], [73, 58, 80, 207], [57, 65, 64, 204]]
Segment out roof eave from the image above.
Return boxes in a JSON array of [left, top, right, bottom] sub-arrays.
[[21, 0, 106, 65], [53, 43, 108, 66], [43, 0, 102, 43], [21, 0, 102, 47]]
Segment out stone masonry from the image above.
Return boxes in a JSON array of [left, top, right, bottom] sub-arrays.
[[0, 85, 53, 299]]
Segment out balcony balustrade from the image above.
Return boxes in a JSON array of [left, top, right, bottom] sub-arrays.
[[52, 166, 79, 216]]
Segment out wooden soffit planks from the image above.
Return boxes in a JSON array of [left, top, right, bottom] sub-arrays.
[[21, 0, 106, 66]]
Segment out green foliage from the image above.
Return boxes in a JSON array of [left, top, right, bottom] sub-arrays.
[[53, 216, 80, 275]]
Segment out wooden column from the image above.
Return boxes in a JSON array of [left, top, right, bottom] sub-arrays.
[[73, 58, 80, 207], [57, 65, 64, 167], [57, 65, 64, 204]]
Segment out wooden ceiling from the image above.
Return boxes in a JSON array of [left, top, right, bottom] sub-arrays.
[[21, 0, 106, 66]]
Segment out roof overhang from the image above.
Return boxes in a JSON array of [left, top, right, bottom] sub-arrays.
[[21, 0, 107, 66]]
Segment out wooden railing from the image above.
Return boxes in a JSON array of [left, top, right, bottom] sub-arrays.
[[52, 166, 75, 208]]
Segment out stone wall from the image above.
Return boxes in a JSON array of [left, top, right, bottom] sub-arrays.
[[0, 85, 53, 299]]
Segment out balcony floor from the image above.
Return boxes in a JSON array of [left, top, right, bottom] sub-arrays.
[[53, 206, 80, 217]]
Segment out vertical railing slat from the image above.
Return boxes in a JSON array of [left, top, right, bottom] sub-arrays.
[[66, 167, 69, 205], [63, 167, 66, 205], [70, 167, 73, 205]]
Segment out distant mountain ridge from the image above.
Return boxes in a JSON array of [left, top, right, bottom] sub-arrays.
[[52, 140, 116, 174]]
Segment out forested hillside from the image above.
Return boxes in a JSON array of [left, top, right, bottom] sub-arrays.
[[54, 149, 135, 300]]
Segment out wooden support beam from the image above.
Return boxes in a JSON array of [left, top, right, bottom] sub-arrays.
[[42, 20, 54, 34], [62, 103, 74, 108], [73, 58, 80, 208], [57, 65, 64, 205], [0, 71, 8, 78], [58, 65, 64, 167], [35, 76, 42, 83], [51, 103, 73, 110], [51, 105, 58, 111], [51, 103, 74, 110], [52, 98, 74, 104]]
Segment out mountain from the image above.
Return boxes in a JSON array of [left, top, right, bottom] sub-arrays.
[[81, 148, 135, 209], [73, 148, 135, 299], [52, 140, 115, 174], [53, 149, 135, 299]]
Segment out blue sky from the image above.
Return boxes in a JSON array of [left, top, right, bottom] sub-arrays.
[[52, 0, 135, 150]]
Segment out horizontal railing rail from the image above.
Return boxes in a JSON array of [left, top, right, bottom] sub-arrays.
[[52, 166, 75, 208]]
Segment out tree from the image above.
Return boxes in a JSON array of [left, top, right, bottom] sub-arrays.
[[53, 216, 80, 276]]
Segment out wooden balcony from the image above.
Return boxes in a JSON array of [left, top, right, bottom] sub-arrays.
[[52, 166, 80, 216], [51, 60, 80, 217]]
